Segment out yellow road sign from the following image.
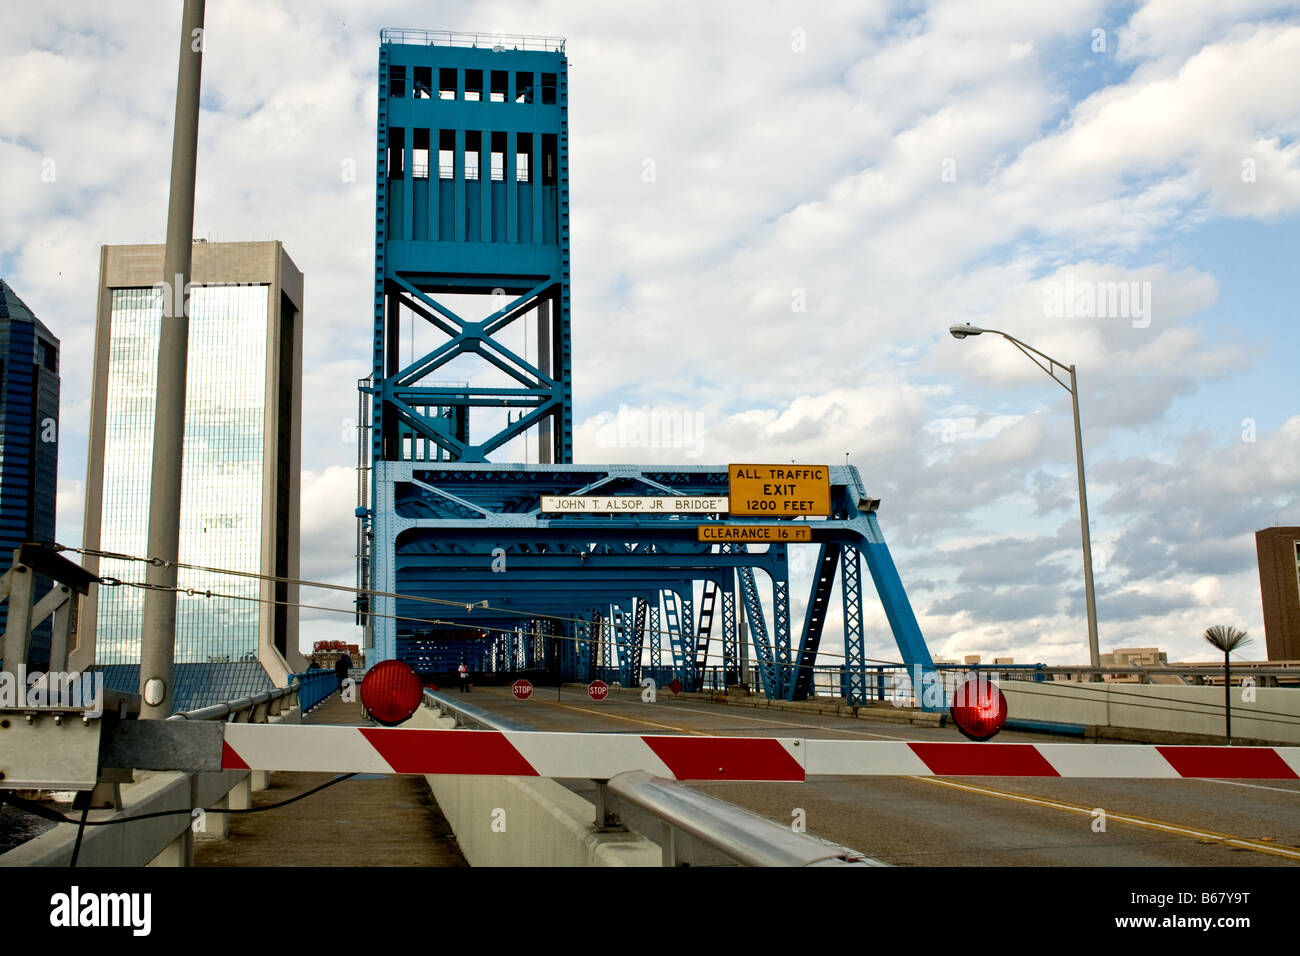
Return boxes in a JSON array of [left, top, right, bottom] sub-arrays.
[[698, 525, 812, 543], [728, 464, 830, 517]]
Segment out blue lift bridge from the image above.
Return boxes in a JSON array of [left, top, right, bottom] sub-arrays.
[[357, 29, 937, 704]]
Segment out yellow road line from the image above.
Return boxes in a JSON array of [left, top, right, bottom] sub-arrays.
[[908, 775, 1300, 861]]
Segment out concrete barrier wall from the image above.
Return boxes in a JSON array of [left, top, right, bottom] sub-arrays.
[[405, 704, 660, 867], [1000, 680, 1300, 745]]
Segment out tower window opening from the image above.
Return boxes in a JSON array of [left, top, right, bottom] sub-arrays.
[[515, 71, 533, 104], [439, 129, 455, 179], [412, 128, 430, 179], [490, 70, 508, 103], [465, 131, 482, 181], [542, 133, 557, 184], [465, 69, 483, 102], [516, 132, 532, 182], [541, 73, 556, 105], [387, 127, 405, 178], [388, 65, 406, 98], [412, 66, 432, 99], [439, 68, 457, 100], [490, 131, 506, 182]]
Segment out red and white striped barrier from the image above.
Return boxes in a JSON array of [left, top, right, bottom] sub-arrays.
[[221, 725, 1300, 781]]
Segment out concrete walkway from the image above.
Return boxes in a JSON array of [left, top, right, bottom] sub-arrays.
[[196, 693, 467, 867]]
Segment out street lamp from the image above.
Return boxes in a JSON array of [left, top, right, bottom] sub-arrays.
[[948, 323, 1100, 672]]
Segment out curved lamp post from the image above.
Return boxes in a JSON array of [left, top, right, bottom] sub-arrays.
[[949, 324, 1100, 671]]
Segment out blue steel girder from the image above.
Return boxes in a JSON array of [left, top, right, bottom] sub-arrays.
[[840, 544, 867, 705], [719, 557, 738, 685], [678, 593, 695, 688], [793, 542, 842, 699], [737, 563, 778, 698], [693, 579, 717, 691], [614, 601, 637, 685], [770, 548, 793, 699], [662, 590, 687, 674], [630, 598, 647, 686], [600, 609, 614, 681], [647, 600, 662, 672]]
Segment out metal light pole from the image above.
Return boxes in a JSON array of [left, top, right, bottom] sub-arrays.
[[949, 324, 1100, 672], [139, 0, 205, 719]]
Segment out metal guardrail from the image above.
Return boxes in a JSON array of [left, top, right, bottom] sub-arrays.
[[380, 28, 566, 52], [420, 688, 885, 866], [606, 771, 883, 867], [169, 681, 301, 723], [422, 688, 533, 731]]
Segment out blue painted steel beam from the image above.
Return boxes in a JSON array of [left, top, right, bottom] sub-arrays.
[[793, 542, 841, 699]]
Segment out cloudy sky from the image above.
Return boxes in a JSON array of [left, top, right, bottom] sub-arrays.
[[2, 0, 1297, 668]]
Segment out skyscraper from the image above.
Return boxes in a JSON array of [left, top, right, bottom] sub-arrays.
[[0, 280, 60, 668], [1256, 527, 1300, 661], [76, 242, 304, 710]]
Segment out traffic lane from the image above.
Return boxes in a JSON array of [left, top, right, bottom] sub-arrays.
[[468, 685, 1057, 741], [688, 776, 1300, 867], [928, 775, 1300, 853], [469, 686, 1300, 866]]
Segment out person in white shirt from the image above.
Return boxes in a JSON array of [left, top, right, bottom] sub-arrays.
[[458, 662, 470, 693]]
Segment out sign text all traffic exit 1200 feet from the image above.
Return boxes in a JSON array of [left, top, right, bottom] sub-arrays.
[[728, 464, 830, 516]]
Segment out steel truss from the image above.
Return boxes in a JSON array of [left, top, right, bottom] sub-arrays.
[[365, 463, 937, 705]]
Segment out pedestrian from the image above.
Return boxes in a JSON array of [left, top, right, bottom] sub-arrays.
[[335, 652, 353, 687], [458, 661, 470, 693]]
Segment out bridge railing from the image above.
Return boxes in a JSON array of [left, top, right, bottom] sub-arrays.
[[292, 669, 342, 715]]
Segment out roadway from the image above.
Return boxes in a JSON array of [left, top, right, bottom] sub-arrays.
[[462, 684, 1300, 866]]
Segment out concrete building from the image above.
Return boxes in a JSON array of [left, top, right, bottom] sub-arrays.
[[0, 280, 60, 667], [1100, 647, 1167, 682], [75, 242, 304, 709], [1256, 526, 1300, 661]]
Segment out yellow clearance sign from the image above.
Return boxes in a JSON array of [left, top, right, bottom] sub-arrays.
[[698, 525, 811, 543], [728, 464, 830, 517]]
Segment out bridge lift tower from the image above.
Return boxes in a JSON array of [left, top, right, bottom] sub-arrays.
[[357, 29, 937, 704]]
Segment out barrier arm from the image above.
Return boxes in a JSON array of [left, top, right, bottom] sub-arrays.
[[97, 723, 1300, 782]]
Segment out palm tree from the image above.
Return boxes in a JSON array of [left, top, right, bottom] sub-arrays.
[[1203, 626, 1252, 745]]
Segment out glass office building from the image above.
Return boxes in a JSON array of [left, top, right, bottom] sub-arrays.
[[0, 279, 60, 668], [78, 243, 304, 709], [95, 284, 269, 665]]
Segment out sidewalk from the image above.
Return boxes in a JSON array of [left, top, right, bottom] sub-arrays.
[[196, 692, 467, 866]]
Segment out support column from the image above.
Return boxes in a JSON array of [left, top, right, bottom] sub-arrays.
[[139, 0, 205, 720]]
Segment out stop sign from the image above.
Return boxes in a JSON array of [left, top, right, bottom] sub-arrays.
[[587, 680, 609, 701], [951, 674, 1008, 741], [511, 679, 533, 701]]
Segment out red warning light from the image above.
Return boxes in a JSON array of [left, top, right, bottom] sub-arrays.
[[360, 660, 425, 726], [950, 674, 1008, 741]]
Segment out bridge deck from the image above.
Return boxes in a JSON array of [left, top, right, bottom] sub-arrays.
[[461, 685, 1300, 867], [196, 693, 467, 867]]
